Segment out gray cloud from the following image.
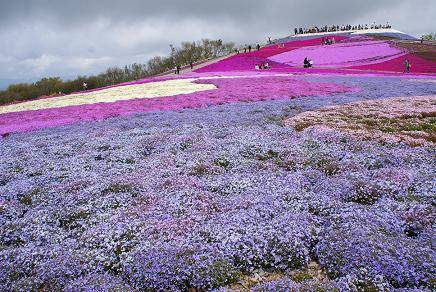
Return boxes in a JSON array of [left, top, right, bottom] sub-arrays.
[[0, 0, 434, 87]]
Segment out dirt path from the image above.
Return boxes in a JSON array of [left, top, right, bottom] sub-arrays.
[[161, 53, 236, 77]]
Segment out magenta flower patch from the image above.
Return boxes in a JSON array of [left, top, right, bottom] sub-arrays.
[[350, 53, 436, 73], [269, 40, 406, 67], [0, 76, 353, 135]]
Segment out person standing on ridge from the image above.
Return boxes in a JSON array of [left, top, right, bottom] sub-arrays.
[[256, 44, 260, 51], [404, 59, 411, 73], [248, 45, 252, 52]]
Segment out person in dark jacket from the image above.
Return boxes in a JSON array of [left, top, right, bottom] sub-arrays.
[[304, 57, 313, 68], [404, 59, 411, 73]]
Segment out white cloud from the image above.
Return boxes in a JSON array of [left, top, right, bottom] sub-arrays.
[[20, 54, 61, 74], [0, 55, 13, 63], [67, 56, 113, 71]]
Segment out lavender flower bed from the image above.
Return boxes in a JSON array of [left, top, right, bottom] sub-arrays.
[[0, 76, 435, 290]]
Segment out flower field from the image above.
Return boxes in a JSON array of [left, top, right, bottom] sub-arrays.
[[269, 40, 406, 67], [350, 53, 436, 73], [285, 95, 436, 146], [0, 79, 217, 115], [0, 33, 435, 291], [0, 75, 353, 135]]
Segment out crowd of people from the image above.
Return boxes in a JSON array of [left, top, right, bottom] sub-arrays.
[[172, 24, 414, 74], [294, 23, 392, 35], [255, 62, 271, 70], [322, 37, 336, 45], [235, 43, 262, 55]]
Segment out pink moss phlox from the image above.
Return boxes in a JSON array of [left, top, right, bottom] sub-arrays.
[[269, 41, 406, 67], [196, 36, 349, 73], [0, 76, 353, 134], [350, 53, 436, 74]]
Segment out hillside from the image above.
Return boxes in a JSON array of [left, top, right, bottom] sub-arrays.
[[1, 31, 434, 135], [0, 30, 435, 291]]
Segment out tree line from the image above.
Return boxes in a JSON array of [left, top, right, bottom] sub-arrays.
[[0, 39, 235, 105], [422, 33, 436, 41]]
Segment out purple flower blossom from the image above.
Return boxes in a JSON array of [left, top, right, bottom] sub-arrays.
[[0, 72, 435, 289]]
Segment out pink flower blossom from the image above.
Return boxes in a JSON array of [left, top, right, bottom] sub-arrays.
[[269, 41, 406, 67], [0, 76, 353, 134]]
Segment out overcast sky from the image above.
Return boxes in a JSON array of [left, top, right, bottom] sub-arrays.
[[0, 0, 434, 88]]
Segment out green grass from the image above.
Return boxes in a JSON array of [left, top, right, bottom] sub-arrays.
[[190, 164, 211, 176]]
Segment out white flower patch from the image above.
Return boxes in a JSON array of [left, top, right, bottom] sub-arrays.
[[0, 78, 217, 114]]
